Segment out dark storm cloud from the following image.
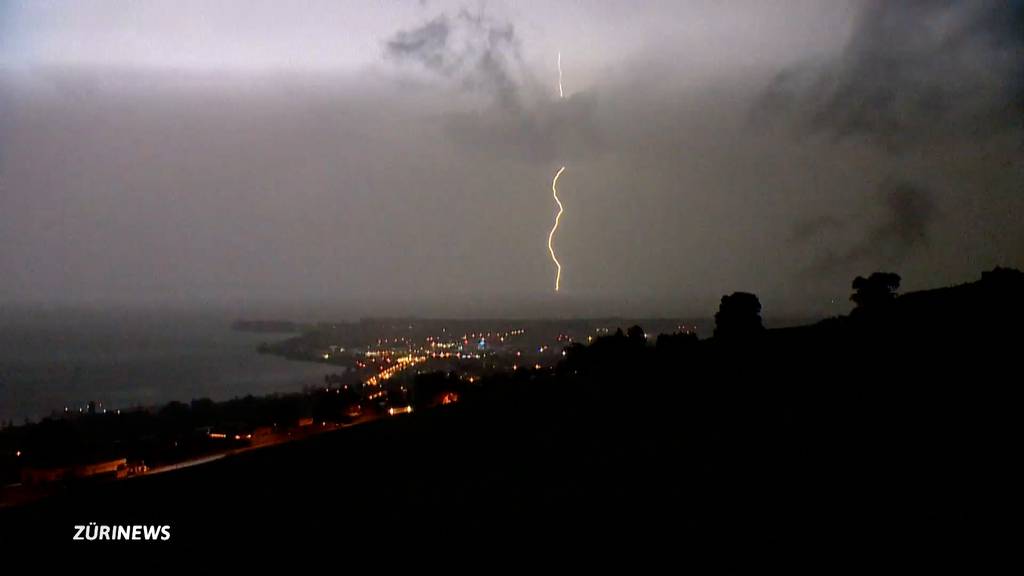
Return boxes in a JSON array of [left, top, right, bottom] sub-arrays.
[[386, 17, 451, 72], [807, 180, 936, 275], [2, 1, 1022, 317], [385, 7, 606, 165], [881, 181, 935, 247], [385, 9, 523, 110], [789, 215, 845, 244], [760, 0, 1024, 147]]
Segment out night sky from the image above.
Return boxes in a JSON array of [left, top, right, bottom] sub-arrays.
[[1, 1, 1021, 318]]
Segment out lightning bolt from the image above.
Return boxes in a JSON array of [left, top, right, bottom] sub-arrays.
[[547, 51, 567, 293], [548, 166, 566, 292], [557, 51, 564, 99]]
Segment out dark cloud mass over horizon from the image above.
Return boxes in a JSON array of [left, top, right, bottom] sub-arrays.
[[1, 1, 1022, 319]]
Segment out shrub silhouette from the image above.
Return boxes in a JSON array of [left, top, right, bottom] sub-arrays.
[[850, 272, 900, 321], [713, 292, 764, 339]]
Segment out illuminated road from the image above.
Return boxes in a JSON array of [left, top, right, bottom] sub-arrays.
[[144, 453, 226, 476]]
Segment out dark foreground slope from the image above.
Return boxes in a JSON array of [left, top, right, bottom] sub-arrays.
[[1, 271, 1019, 562]]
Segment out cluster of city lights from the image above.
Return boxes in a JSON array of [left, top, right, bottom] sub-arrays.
[[364, 354, 426, 387]]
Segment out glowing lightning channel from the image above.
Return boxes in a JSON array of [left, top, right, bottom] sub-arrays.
[[557, 51, 564, 99], [548, 166, 566, 292], [548, 51, 568, 293]]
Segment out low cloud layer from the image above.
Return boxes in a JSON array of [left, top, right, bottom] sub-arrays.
[[1, 1, 1021, 318]]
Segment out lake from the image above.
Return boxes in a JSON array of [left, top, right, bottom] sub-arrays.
[[0, 307, 340, 423]]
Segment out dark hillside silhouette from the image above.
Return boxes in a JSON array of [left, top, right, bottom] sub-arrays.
[[1, 267, 1019, 561]]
